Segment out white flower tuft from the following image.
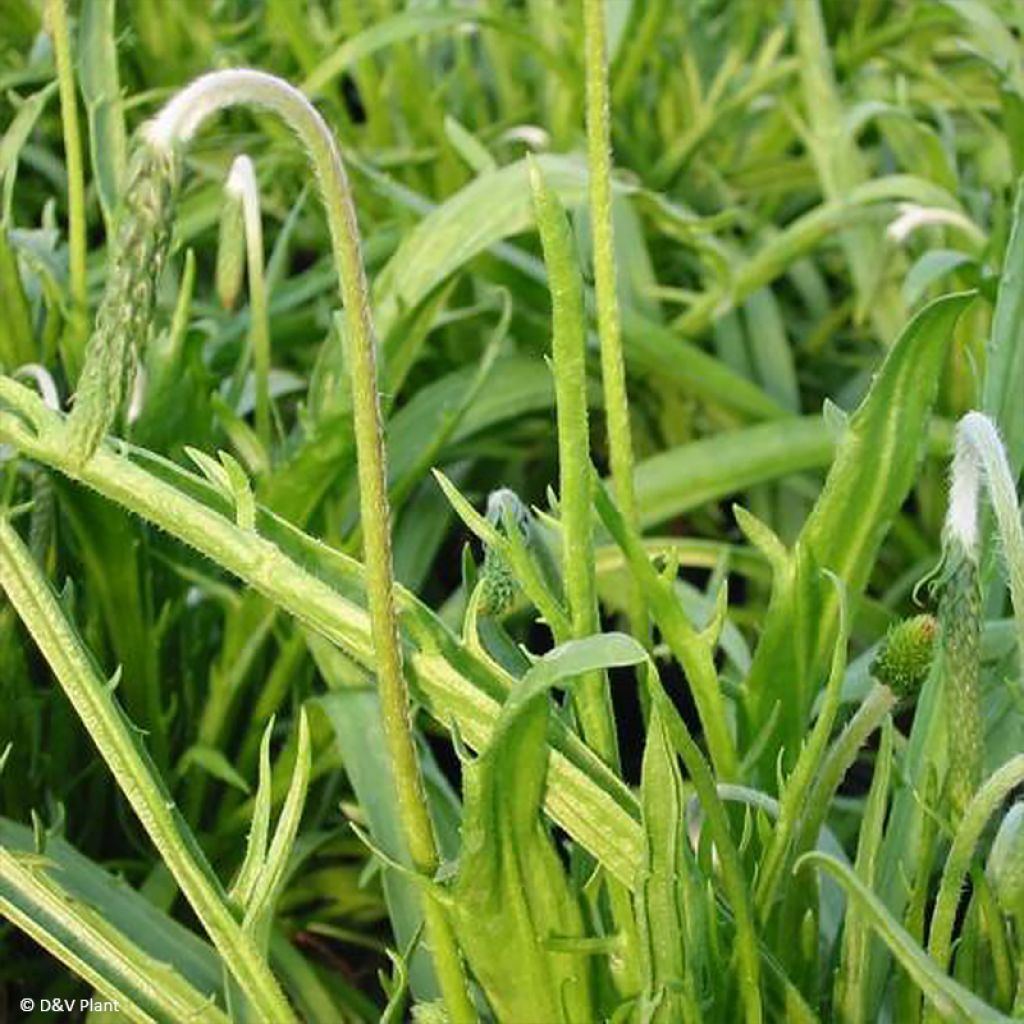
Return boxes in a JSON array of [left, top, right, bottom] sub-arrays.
[[886, 203, 980, 245], [947, 422, 982, 552], [226, 154, 257, 199]]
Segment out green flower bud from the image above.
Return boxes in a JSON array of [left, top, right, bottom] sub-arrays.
[[987, 803, 1024, 924], [871, 614, 937, 699], [215, 177, 245, 310], [479, 544, 516, 616], [478, 488, 530, 617]]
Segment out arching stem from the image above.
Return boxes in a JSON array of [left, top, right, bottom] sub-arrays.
[[148, 69, 476, 1022]]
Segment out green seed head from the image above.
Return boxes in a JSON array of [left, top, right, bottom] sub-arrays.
[[871, 614, 937, 699], [937, 537, 983, 822], [987, 803, 1024, 923], [68, 137, 180, 464]]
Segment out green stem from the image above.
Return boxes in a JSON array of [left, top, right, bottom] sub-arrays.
[[0, 379, 644, 887], [582, 0, 646, 642], [145, 70, 477, 1022], [926, 754, 1024, 1018], [649, 668, 763, 1024], [755, 585, 851, 918], [529, 157, 619, 771], [593, 478, 738, 781], [0, 517, 295, 1022], [44, 0, 89, 376], [799, 683, 898, 856]]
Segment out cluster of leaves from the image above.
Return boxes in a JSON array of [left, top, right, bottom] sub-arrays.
[[0, 1, 1023, 1021]]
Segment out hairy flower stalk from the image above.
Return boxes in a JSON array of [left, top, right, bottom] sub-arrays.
[[582, 0, 645, 641], [99, 70, 477, 1022], [67, 140, 179, 465], [936, 411, 1024, 821]]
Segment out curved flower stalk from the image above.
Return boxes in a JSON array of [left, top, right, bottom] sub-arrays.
[[988, 803, 1024, 1014], [133, 69, 476, 1023], [925, 755, 1024, 1023]]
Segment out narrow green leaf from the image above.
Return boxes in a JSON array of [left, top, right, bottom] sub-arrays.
[[243, 709, 310, 949], [634, 417, 834, 530], [0, 818, 224, 1005], [0, 845, 229, 1023], [745, 293, 973, 770], [178, 744, 252, 795], [0, 83, 57, 223], [0, 228, 35, 368], [443, 115, 496, 174], [799, 852, 1011, 1024], [311, 635, 456, 1003], [229, 719, 274, 909], [635, 704, 703, 1022], [78, 0, 127, 229]]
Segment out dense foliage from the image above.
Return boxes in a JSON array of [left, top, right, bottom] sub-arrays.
[[1, 1, 1023, 1021]]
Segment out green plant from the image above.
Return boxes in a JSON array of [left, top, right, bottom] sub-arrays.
[[1, 3, 1023, 1022]]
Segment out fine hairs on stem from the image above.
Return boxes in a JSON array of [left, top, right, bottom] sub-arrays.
[[145, 69, 477, 1022], [581, 0, 645, 641], [947, 411, 1024, 668]]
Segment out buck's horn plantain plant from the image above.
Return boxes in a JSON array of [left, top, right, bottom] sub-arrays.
[[4, 6, 1024, 1022]]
